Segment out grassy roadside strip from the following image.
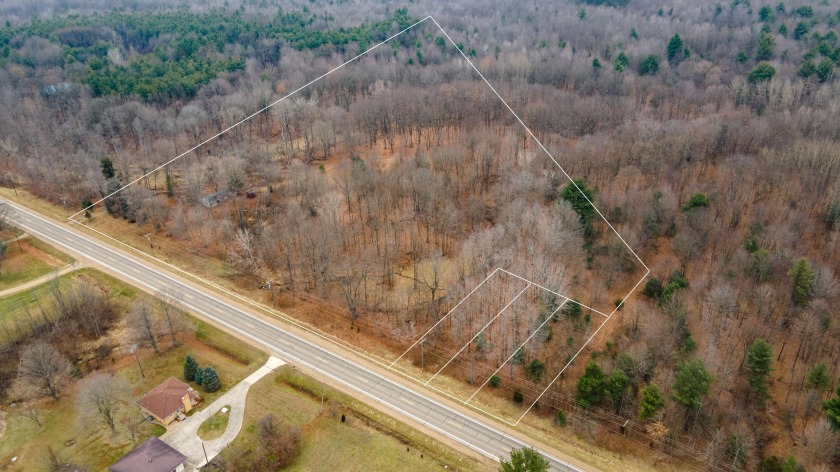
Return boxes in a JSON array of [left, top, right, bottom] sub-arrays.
[[25, 236, 75, 265], [274, 366, 489, 471]]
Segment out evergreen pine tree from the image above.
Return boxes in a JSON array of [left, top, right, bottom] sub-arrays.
[[823, 384, 840, 431], [203, 367, 221, 393], [575, 361, 605, 408], [561, 179, 596, 237], [639, 54, 661, 75], [805, 363, 830, 392], [100, 157, 116, 179], [195, 367, 203, 386], [667, 34, 684, 62], [605, 368, 630, 413], [746, 339, 773, 401], [756, 32, 775, 61], [671, 358, 713, 429], [788, 258, 814, 306], [639, 384, 665, 420], [614, 52, 630, 72], [184, 354, 198, 381]]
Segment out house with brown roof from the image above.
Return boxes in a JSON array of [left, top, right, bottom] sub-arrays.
[[109, 437, 187, 472], [137, 377, 200, 425]]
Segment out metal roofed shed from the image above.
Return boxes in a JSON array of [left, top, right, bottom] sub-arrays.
[[201, 189, 233, 208]]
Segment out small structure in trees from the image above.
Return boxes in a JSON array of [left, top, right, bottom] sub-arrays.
[[201, 189, 233, 208]]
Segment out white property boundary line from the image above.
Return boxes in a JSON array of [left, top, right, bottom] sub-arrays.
[[65, 15, 650, 427], [391, 268, 601, 372], [389, 267, 502, 367], [67, 15, 436, 221], [516, 273, 651, 424], [465, 299, 568, 403], [65, 210, 539, 429], [425, 282, 531, 386], [497, 268, 609, 318]]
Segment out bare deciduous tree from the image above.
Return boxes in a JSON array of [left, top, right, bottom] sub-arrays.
[[17, 402, 42, 427], [802, 419, 838, 467], [228, 227, 263, 275], [126, 300, 160, 354], [156, 288, 188, 347], [16, 340, 70, 400], [76, 373, 130, 435], [332, 255, 371, 320]]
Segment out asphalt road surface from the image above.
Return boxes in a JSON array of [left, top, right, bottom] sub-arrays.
[[7, 201, 587, 472]]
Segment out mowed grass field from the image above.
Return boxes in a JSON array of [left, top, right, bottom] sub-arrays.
[[217, 365, 489, 472]]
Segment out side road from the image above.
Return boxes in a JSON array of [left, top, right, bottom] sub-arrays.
[[0, 263, 81, 298]]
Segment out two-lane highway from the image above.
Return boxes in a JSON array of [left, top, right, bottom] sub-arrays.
[[7, 201, 586, 471]]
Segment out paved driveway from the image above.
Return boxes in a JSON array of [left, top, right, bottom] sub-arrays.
[[162, 356, 285, 469]]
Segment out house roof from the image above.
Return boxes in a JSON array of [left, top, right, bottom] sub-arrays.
[[109, 437, 186, 472], [136, 377, 198, 420]]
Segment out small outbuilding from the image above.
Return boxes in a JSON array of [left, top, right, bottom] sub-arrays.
[[109, 437, 187, 472], [201, 189, 233, 208]]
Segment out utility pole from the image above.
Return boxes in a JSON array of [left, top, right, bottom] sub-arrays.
[[202, 441, 209, 465], [321, 384, 325, 412], [420, 338, 425, 370], [129, 344, 144, 378]]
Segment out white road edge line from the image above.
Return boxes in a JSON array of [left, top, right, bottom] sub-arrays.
[[63, 214, 535, 427], [8, 203, 582, 471]]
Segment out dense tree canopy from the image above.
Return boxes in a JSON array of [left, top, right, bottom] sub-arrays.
[[0, 8, 418, 101], [2, 1, 840, 469]]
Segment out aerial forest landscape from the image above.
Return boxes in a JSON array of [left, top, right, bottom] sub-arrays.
[[0, 0, 839, 471]]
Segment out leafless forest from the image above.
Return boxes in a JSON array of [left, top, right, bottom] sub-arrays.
[[1, 0, 839, 470]]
